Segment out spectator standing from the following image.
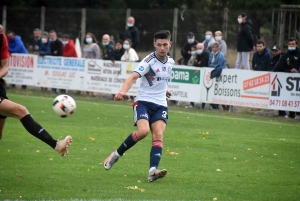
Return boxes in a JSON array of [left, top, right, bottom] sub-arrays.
[[269, 45, 286, 117], [62, 34, 78, 58], [82, 32, 100, 59], [39, 31, 51, 91], [273, 37, 300, 119], [7, 31, 28, 89], [180, 32, 199, 65], [121, 39, 139, 62], [203, 31, 215, 52], [235, 13, 254, 70], [49, 30, 62, 94], [30, 28, 41, 55], [114, 39, 125, 61], [208, 43, 227, 110], [39, 31, 51, 56], [102, 34, 115, 61], [186, 45, 197, 108], [82, 33, 100, 97], [214, 31, 227, 56], [252, 39, 271, 71], [121, 16, 140, 50]]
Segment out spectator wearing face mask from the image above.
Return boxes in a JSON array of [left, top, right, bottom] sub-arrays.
[[214, 31, 227, 56], [39, 31, 51, 56], [203, 31, 215, 52], [187, 45, 197, 66], [121, 39, 139, 62], [235, 13, 254, 70], [62, 34, 78, 58], [82, 32, 100, 59], [194, 43, 210, 67], [180, 32, 199, 65], [102, 34, 115, 61], [121, 16, 140, 50], [114, 40, 125, 61]]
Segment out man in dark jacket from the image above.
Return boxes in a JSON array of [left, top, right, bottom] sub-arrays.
[[268, 45, 283, 71], [252, 39, 271, 71], [235, 13, 254, 70], [102, 34, 115, 61], [121, 16, 139, 50], [49, 30, 62, 94], [194, 43, 209, 67], [181, 32, 199, 65], [273, 37, 300, 119]]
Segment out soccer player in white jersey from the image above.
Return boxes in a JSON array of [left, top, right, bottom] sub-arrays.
[[104, 30, 174, 182]]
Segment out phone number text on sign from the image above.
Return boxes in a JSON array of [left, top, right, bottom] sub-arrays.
[[269, 99, 300, 108]]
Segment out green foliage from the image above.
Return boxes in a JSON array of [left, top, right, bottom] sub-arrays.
[[0, 91, 300, 200]]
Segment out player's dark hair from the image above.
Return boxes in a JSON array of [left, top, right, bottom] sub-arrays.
[[154, 30, 171, 42], [288, 37, 298, 44], [256, 39, 265, 46], [116, 39, 123, 45]]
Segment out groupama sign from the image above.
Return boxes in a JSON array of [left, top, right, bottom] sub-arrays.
[[169, 68, 200, 84]]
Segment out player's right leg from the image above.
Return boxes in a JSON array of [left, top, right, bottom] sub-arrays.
[[0, 99, 72, 156], [104, 101, 150, 170]]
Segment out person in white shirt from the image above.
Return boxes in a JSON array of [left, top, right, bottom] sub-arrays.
[[121, 39, 139, 62], [104, 30, 174, 182]]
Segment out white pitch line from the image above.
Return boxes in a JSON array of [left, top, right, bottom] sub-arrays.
[[8, 93, 300, 128]]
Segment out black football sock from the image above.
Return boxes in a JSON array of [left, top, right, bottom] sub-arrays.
[[117, 132, 139, 155], [149, 140, 163, 169], [20, 114, 57, 148]]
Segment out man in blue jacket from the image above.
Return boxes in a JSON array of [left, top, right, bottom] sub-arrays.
[[7, 31, 28, 89], [252, 39, 271, 71], [7, 31, 28, 54]]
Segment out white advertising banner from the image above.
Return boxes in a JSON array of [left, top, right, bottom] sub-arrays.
[[84, 60, 140, 95], [168, 65, 202, 102], [5, 54, 300, 112], [269, 72, 300, 112], [200, 68, 270, 109], [7, 54, 37, 86], [35, 56, 86, 90]]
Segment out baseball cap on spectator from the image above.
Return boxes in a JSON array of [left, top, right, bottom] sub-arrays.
[[271, 45, 280, 51], [187, 32, 195, 39]]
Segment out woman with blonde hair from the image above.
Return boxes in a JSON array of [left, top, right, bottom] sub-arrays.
[[214, 31, 227, 56]]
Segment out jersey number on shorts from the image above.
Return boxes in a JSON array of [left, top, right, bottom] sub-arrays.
[[162, 111, 167, 118]]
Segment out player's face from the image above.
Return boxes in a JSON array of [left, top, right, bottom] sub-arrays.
[[154, 39, 171, 57]]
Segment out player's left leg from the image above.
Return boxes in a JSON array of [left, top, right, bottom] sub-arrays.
[[148, 119, 167, 182], [0, 99, 72, 156]]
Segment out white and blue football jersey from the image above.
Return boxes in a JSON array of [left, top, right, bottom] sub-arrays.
[[133, 52, 174, 107]]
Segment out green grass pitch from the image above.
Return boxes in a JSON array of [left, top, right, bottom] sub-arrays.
[[0, 91, 300, 201]]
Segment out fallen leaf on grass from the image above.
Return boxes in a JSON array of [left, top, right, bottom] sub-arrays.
[[169, 152, 179, 155], [248, 148, 252, 151], [125, 186, 145, 192], [233, 157, 237, 160], [216, 169, 221, 172], [213, 198, 217, 201], [49, 158, 53, 161], [36, 150, 40, 152], [89, 137, 96, 141], [16, 174, 23, 178]]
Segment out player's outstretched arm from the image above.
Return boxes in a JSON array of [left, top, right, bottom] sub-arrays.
[[114, 72, 140, 101]]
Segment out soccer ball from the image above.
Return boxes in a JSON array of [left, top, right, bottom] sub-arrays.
[[52, 95, 76, 117]]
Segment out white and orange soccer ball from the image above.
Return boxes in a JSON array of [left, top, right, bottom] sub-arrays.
[[52, 95, 76, 117]]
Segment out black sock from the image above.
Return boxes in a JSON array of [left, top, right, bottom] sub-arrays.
[[117, 132, 139, 155], [20, 114, 57, 149]]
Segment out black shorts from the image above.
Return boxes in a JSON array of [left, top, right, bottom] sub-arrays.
[[0, 79, 8, 119]]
